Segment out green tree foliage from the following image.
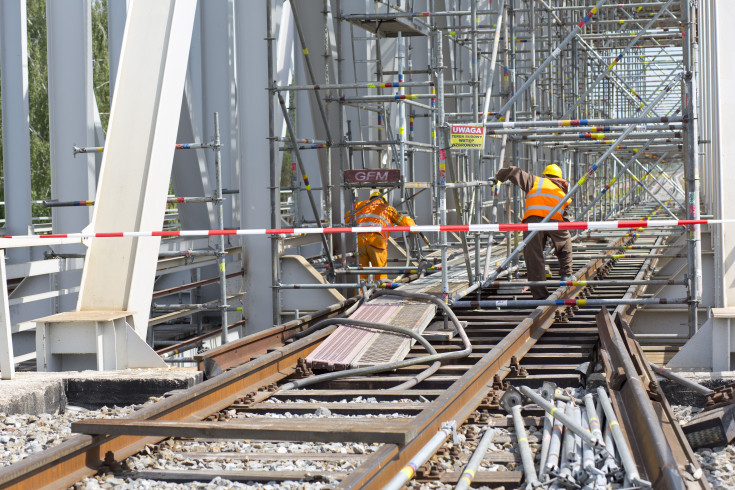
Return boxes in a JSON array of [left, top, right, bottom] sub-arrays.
[[91, 0, 110, 132], [26, 0, 50, 217], [0, 0, 110, 221]]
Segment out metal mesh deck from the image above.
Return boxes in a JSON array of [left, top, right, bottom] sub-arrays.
[[305, 303, 400, 370], [306, 266, 464, 372], [351, 303, 436, 367]]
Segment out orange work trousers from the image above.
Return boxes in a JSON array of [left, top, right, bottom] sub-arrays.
[[358, 235, 388, 281]]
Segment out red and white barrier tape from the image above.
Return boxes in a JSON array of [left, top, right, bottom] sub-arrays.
[[0, 219, 727, 242]]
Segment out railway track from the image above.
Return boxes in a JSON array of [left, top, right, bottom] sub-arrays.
[[0, 204, 709, 489]]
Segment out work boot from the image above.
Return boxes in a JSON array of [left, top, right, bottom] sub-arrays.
[[560, 274, 574, 282]]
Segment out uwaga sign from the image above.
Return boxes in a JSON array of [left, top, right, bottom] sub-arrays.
[[450, 124, 485, 149]]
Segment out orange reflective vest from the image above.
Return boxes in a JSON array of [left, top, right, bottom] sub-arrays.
[[523, 177, 571, 221], [347, 199, 416, 249]]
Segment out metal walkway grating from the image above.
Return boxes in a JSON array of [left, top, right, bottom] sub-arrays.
[[306, 265, 466, 372], [305, 300, 436, 371], [351, 303, 436, 367], [305, 303, 400, 370]]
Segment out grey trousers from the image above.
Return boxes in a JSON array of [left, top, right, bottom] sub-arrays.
[[523, 215, 573, 299]]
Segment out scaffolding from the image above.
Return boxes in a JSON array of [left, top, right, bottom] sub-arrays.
[[266, 0, 695, 329], [0, 0, 709, 375]]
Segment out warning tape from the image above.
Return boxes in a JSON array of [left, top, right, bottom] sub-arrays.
[[0, 219, 725, 242]]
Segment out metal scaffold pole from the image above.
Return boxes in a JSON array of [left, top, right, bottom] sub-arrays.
[[213, 114, 230, 344], [433, 27, 450, 303], [681, 0, 702, 336], [266, 0, 281, 328]]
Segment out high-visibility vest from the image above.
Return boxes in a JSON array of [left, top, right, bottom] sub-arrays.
[[523, 176, 571, 221], [350, 199, 415, 242]]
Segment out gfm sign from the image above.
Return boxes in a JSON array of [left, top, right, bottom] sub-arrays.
[[344, 169, 401, 183]]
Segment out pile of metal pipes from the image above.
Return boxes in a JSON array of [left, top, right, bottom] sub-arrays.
[[497, 383, 650, 489]]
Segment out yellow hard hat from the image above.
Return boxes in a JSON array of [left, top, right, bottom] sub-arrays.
[[542, 164, 562, 178], [369, 189, 383, 199]]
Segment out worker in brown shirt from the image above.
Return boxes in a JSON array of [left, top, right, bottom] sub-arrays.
[[494, 164, 574, 299]]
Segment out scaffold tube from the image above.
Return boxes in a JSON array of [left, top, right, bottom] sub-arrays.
[[455, 428, 497, 490], [596, 387, 649, 487], [519, 386, 607, 453], [384, 421, 456, 490], [649, 362, 714, 395], [485, 115, 684, 129], [451, 297, 688, 308], [73, 142, 216, 154], [489, 279, 685, 288]]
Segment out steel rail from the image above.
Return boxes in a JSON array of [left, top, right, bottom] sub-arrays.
[[585, 229, 708, 489], [338, 234, 629, 488], [596, 309, 708, 489], [196, 296, 360, 377], [0, 327, 336, 489]]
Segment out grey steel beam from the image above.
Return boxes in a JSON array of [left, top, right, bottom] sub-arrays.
[[236, 0, 279, 332], [0, 0, 33, 263], [107, 0, 130, 99], [201, 0, 236, 229], [46, 0, 96, 311]]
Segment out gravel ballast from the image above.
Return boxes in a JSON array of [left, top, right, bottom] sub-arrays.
[[1, 394, 733, 489]]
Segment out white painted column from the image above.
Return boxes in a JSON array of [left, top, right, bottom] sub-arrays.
[[275, 2, 294, 144], [706, 0, 735, 371], [46, 1, 96, 312], [0, 0, 33, 264], [0, 251, 14, 379], [293, 0, 342, 225], [713, 0, 735, 309], [294, 45, 323, 226], [171, 9, 215, 231], [235, 0, 277, 334], [173, 80, 216, 231], [77, 0, 198, 338]]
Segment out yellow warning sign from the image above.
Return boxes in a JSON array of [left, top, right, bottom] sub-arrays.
[[450, 124, 485, 149]]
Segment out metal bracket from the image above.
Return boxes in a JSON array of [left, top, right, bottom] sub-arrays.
[[442, 420, 458, 444]]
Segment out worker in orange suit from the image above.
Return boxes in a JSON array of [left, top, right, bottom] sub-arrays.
[[348, 190, 417, 282], [494, 164, 574, 299]]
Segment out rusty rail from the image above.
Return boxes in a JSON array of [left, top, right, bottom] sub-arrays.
[[0, 328, 334, 490], [196, 296, 359, 377], [338, 234, 630, 488]]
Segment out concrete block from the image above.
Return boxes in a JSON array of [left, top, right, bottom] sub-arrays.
[[0, 373, 67, 415], [65, 369, 203, 407], [0, 368, 202, 414]]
